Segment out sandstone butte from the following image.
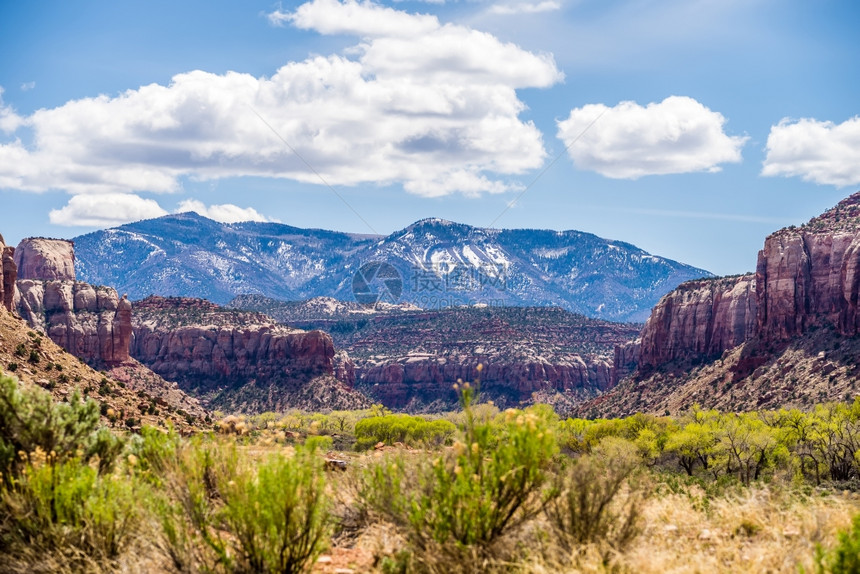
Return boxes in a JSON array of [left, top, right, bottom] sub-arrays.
[[13, 237, 132, 365], [592, 191, 860, 416], [633, 191, 860, 372]]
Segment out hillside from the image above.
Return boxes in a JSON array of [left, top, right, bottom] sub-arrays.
[[73, 214, 710, 322]]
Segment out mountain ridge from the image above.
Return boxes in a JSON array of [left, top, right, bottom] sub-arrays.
[[73, 213, 711, 322]]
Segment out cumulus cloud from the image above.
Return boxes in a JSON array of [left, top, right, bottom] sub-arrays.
[[761, 117, 860, 187], [175, 199, 276, 223], [489, 1, 561, 15], [49, 194, 168, 227], [557, 96, 747, 179], [0, 88, 26, 133], [0, 0, 562, 199]]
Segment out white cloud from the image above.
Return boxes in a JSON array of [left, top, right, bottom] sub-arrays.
[[761, 117, 860, 187], [20, 81, 35, 91], [0, 0, 562, 199], [272, 0, 438, 37], [0, 88, 26, 133], [489, 1, 560, 15], [175, 199, 276, 223], [557, 96, 747, 179], [49, 194, 168, 227]]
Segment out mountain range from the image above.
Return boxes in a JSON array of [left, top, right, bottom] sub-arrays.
[[73, 214, 710, 322]]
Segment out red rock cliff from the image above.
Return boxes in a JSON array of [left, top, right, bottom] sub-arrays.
[[361, 355, 613, 409], [756, 194, 860, 341], [0, 234, 17, 312], [632, 192, 860, 376], [130, 296, 343, 392], [14, 238, 76, 281], [637, 274, 757, 369], [15, 280, 133, 364]]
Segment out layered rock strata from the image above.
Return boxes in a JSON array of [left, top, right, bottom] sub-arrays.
[[613, 192, 860, 404], [129, 297, 361, 408], [637, 274, 757, 370], [15, 280, 133, 365], [0, 234, 17, 312]]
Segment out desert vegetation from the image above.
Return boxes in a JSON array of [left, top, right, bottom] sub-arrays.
[[3, 370, 860, 573]]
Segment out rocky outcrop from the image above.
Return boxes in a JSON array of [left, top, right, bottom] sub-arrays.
[[361, 356, 613, 409], [594, 192, 860, 416], [15, 280, 133, 364], [128, 297, 365, 412], [0, 233, 17, 312], [756, 194, 860, 341], [267, 305, 640, 411], [14, 238, 76, 281], [637, 274, 757, 370]]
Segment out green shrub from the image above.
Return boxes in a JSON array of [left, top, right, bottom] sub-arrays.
[[221, 446, 331, 573], [364, 385, 558, 568], [149, 434, 331, 574], [0, 372, 122, 479], [814, 512, 860, 574], [0, 456, 138, 570], [355, 414, 456, 450]]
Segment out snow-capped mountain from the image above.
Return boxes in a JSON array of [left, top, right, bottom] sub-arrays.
[[73, 213, 711, 322]]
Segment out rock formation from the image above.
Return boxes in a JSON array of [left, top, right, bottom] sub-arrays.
[[11, 236, 132, 365], [129, 296, 367, 412], [0, 233, 17, 312], [631, 192, 860, 377], [361, 356, 614, 409], [15, 280, 133, 364], [14, 238, 76, 281], [637, 274, 757, 370], [233, 302, 641, 411], [595, 191, 860, 416], [756, 194, 860, 341]]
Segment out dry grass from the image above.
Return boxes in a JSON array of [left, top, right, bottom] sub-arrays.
[[524, 483, 860, 573]]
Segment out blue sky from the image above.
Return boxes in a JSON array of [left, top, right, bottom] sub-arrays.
[[1, 0, 858, 276]]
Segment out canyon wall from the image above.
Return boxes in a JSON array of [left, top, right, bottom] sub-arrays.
[[14, 238, 76, 281], [756, 212, 860, 341], [629, 192, 860, 376], [637, 274, 757, 370], [15, 280, 133, 365], [0, 234, 16, 312], [360, 355, 613, 409], [12, 237, 132, 365], [129, 296, 347, 392]]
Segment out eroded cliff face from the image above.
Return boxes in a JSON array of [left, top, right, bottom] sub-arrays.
[[14, 238, 76, 281], [128, 297, 366, 412], [596, 192, 860, 416], [637, 274, 757, 370], [756, 195, 860, 341], [15, 280, 133, 365], [359, 355, 613, 410], [0, 234, 17, 312]]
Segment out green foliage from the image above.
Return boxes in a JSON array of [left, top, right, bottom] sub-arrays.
[[364, 386, 559, 564], [0, 457, 138, 566], [815, 513, 860, 574], [145, 431, 331, 574], [220, 446, 331, 573], [0, 372, 122, 480], [355, 414, 456, 450]]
